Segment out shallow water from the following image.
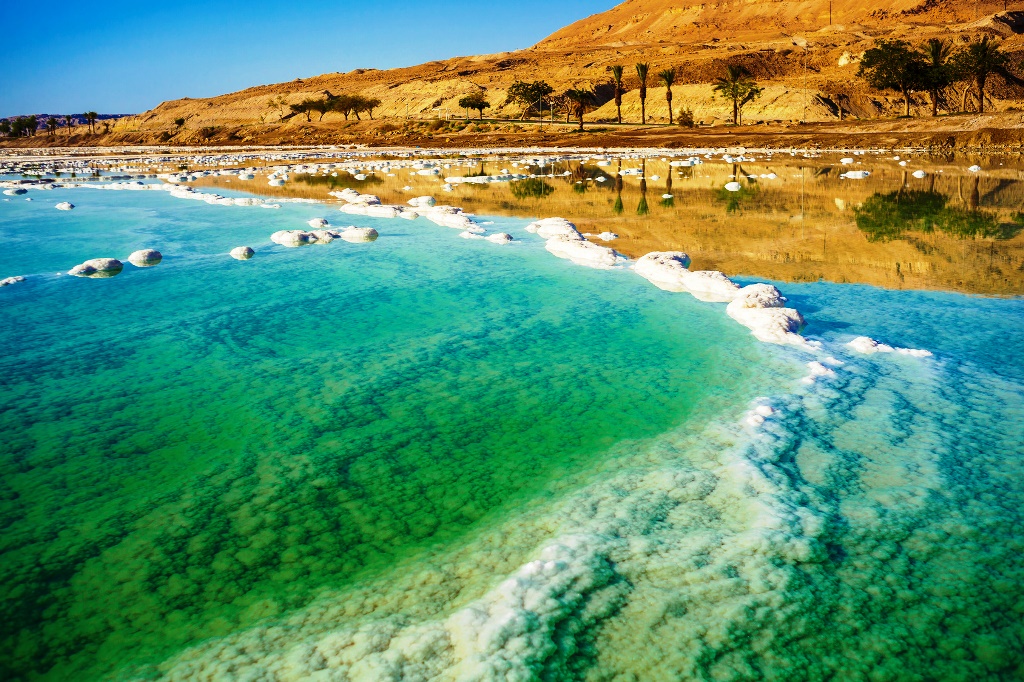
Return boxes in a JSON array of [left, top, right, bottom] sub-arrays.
[[1, 179, 1022, 681]]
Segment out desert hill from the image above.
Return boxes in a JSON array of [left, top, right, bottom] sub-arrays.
[[10, 0, 1024, 148]]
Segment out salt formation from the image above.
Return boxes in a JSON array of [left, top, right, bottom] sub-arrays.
[[726, 284, 807, 346], [3, 188, 27, 196], [633, 252, 740, 302], [847, 336, 932, 358], [841, 170, 870, 179], [230, 246, 255, 260], [527, 218, 620, 269], [307, 217, 330, 228], [485, 233, 513, 244], [724, 181, 742, 192], [55, 202, 75, 211], [68, 258, 124, 278], [1, 275, 26, 287], [127, 249, 162, 267], [339, 227, 378, 243]]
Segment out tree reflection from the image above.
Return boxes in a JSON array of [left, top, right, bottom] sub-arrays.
[[509, 178, 554, 200], [855, 186, 1023, 241]]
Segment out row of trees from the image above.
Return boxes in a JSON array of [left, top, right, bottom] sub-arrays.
[[288, 94, 382, 122], [0, 112, 100, 137], [859, 36, 1015, 116]]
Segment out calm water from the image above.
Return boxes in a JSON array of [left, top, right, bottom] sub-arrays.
[[0, 176, 1022, 681]]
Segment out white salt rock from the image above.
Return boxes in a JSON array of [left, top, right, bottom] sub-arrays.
[[68, 258, 123, 277], [127, 249, 162, 267], [724, 181, 742, 192], [55, 202, 75, 210], [486, 232, 513, 244], [230, 246, 254, 260]]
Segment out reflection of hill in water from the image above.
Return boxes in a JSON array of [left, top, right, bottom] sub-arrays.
[[193, 157, 1024, 295]]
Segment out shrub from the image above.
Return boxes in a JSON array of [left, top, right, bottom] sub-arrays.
[[678, 109, 696, 128]]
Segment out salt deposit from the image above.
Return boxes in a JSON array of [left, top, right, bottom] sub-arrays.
[[55, 202, 75, 211], [485, 233, 513, 244], [339, 227, 378, 243], [68, 258, 124, 278], [0, 275, 26, 287], [230, 246, 255, 260], [724, 182, 742, 192], [847, 336, 933, 358], [725, 284, 807, 345], [127, 249, 162, 267]]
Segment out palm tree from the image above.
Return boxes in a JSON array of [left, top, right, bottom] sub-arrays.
[[922, 38, 953, 117], [713, 65, 762, 125], [659, 68, 676, 124], [84, 111, 98, 134], [636, 63, 650, 124], [952, 36, 1009, 114], [64, 114, 73, 136], [564, 88, 594, 131], [611, 65, 625, 123], [46, 117, 58, 136]]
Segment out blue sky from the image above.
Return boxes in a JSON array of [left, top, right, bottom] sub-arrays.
[[1, 0, 618, 117]]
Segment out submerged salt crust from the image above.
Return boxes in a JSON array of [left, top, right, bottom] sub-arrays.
[[1, 178, 1023, 682]]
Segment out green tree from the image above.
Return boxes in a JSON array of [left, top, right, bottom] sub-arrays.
[[506, 80, 554, 120], [611, 65, 625, 123], [458, 93, 491, 120], [331, 94, 356, 120], [25, 115, 38, 137], [174, 117, 186, 127], [85, 111, 98, 133], [713, 64, 762, 125], [635, 63, 650, 124], [361, 97, 382, 120], [64, 114, 73, 136], [0, 120, 10, 137], [564, 88, 594, 131], [46, 117, 58, 136], [857, 40, 926, 117], [951, 36, 1010, 114], [310, 98, 330, 121], [289, 99, 315, 122], [922, 38, 953, 117], [659, 68, 677, 124]]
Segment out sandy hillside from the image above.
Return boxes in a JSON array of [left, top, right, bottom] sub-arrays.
[[8, 0, 1024, 148]]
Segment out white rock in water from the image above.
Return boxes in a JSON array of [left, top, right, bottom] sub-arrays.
[[3, 188, 27, 196], [842, 170, 870, 179], [486, 232, 513, 244], [308, 230, 336, 244], [726, 283, 806, 345], [840, 158, 854, 164], [724, 181, 742, 192], [339, 227, 378, 243], [634, 252, 693, 292], [847, 336, 932, 357], [0, 275, 26, 287], [968, 165, 981, 172], [459, 230, 484, 240], [230, 246, 255, 260], [270, 230, 312, 247], [307, 217, 330, 228], [526, 217, 582, 240], [661, 194, 674, 199], [127, 249, 162, 267], [55, 202, 75, 211], [596, 232, 618, 241], [68, 258, 124, 277], [545, 235, 619, 269], [912, 170, 927, 179], [268, 178, 285, 186], [408, 196, 436, 208]]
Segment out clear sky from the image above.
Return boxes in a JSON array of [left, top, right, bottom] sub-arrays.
[[1, 0, 619, 117]]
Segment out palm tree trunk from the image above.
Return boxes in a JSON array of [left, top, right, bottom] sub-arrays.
[[641, 97, 646, 124], [903, 87, 911, 117], [930, 90, 938, 116], [977, 78, 985, 114], [667, 90, 673, 124], [733, 97, 739, 125]]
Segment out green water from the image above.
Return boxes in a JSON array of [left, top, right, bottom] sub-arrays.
[[0, 187, 764, 680]]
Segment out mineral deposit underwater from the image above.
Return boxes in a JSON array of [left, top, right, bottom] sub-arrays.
[[0, 183, 1022, 681]]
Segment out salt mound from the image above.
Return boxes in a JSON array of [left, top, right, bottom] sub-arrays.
[[486, 233, 513, 244], [127, 249, 162, 267], [3, 188, 27, 196], [340, 227, 378, 243], [526, 217, 582, 240], [68, 258, 123, 278], [408, 196, 436, 208], [307, 217, 330, 228], [545, 236, 619, 269], [459, 231, 484, 240], [847, 336, 932, 358], [55, 202, 75, 211], [634, 252, 740, 302], [230, 246, 254, 260], [726, 283, 807, 345], [724, 182, 742, 192], [271, 230, 313, 247], [0, 275, 26, 287]]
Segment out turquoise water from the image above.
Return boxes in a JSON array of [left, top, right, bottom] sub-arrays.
[[1, 184, 1022, 681]]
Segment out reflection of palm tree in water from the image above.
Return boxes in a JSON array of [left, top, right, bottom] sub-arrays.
[[956, 175, 981, 210], [613, 160, 624, 214], [637, 159, 649, 215], [661, 169, 674, 207]]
